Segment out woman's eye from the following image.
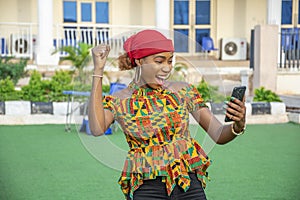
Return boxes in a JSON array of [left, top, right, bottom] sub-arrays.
[[168, 60, 173, 64], [155, 60, 163, 64]]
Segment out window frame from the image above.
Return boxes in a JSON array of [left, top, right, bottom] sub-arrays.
[[171, 0, 216, 55], [281, 0, 300, 29], [62, 0, 110, 25]]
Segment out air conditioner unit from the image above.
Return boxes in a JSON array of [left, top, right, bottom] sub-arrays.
[[221, 38, 247, 60], [10, 34, 35, 57]]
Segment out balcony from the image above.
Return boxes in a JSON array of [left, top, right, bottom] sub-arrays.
[[0, 22, 154, 60]]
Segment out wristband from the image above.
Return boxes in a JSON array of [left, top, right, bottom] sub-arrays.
[[231, 123, 246, 136], [92, 75, 103, 78]]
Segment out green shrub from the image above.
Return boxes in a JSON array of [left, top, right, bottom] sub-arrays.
[[0, 57, 27, 85], [0, 77, 22, 101], [21, 71, 50, 102], [196, 79, 227, 103], [21, 70, 75, 102], [253, 87, 282, 102], [48, 70, 74, 102], [102, 85, 110, 94]]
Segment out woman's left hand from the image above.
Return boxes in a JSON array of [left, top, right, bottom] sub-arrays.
[[225, 96, 246, 132]]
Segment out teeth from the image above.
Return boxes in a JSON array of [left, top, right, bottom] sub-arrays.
[[157, 76, 167, 80]]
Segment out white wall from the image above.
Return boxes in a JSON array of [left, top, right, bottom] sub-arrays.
[[0, 0, 36, 23], [111, 0, 155, 26], [277, 73, 300, 94], [216, 0, 267, 45]]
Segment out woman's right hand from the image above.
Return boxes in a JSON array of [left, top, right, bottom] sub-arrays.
[[92, 44, 110, 74]]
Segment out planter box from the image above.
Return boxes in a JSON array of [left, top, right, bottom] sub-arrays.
[[5, 101, 31, 115], [251, 102, 271, 115], [31, 102, 53, 114], [53, 102, 69, 115], [210, 102, 224, 115], [0, 101, 5, 115], [270, 102, 286, 115]]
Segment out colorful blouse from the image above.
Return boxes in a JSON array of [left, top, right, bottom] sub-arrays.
[[102, 81, 211, 198]]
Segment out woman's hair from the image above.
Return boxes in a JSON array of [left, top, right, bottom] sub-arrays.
[[118, 53, 134, 70]]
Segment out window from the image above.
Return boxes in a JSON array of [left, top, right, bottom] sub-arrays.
[[63, 1, 77, 23], [298, 0, 300, 24], [196, 0, 210, 25], [96, 2, 109, 23], [172, 0, 213, 54], [174, 29, 189, 52], [281, 0, 293, 24], [281, 0, 300, 26], [63, 1, 109, 24], [174, 0, 189, 25], [81, 3, 92, 22], [195, 29, 210, 52]]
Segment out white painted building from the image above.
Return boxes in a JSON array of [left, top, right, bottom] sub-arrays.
[[0, 0, 299, 94], [1, 0, 295, 62]]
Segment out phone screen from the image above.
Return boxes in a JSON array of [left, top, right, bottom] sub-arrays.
[[224, 86, 246, 122]]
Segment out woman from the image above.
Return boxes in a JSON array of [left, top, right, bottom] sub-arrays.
[[88, 30, 246, 200]]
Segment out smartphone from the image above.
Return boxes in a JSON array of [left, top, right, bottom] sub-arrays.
[[224, 86, 246, 122]]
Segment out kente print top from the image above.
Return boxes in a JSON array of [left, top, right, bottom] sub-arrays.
[[102, 81, 211, 198]]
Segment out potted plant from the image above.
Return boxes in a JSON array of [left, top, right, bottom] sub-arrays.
[[252, 86, 282, 115]]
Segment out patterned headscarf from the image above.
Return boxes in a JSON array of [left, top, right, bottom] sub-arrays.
[[123, 30, 174, 67]]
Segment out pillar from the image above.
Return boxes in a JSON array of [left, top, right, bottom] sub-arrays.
[[267, 0, 282, 64], [36, 0, 59, 65], [253, 25, 279, 92], [155, 0, 171, 36], [267, 0, 282, 25]]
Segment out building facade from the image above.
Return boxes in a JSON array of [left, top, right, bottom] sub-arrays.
[[0, 0, 299, 65]]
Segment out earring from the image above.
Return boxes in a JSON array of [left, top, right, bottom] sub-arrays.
[[134, 66, 141, 83]]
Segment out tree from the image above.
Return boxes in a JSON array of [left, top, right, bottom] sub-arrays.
[[53, 42, 92, 84]]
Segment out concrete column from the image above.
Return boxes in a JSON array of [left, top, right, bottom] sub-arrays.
[[240, 69, 253, 97], [267, 0, 282, 25], [36, 0, 59, 65], [253, 25, 279, 93], [155, 0, 171, 36], [267, 0, 282, 65]]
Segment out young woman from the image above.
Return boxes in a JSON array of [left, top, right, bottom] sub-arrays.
[[88, 30, 246, 200]]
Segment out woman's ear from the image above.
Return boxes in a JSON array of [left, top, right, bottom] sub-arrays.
[[135, 59, 142, 66]]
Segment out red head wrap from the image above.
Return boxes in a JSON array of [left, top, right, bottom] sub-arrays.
[[123, 30, 174, 67]]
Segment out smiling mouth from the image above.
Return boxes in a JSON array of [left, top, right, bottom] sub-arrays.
[[155, 75, 169, 85]]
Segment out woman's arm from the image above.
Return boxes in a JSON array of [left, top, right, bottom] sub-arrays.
[[192, 97, 246, 144], [88, 44, 114, 136]]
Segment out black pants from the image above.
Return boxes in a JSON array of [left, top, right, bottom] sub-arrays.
[[127, 173, 207, 200]]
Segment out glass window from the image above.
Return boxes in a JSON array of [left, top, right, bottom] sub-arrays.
[[281, 0, 293, 24], [96, 2, 109, 23], [174, 0, 189, 25], [196, 0, 210, 25], [63, 1, 77, 23], [174, 29, 189, 52], [195, 29, 210, 52], [298, 0, 300, 24], [81, 3, 92, 22]]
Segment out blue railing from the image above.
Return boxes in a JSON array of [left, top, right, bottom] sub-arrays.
[[279, 28, 300, 70]]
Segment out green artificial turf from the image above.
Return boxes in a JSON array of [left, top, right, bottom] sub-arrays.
[[0, 123, 299, 200]]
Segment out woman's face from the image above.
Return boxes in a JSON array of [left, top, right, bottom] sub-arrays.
[[136, 52, 173, 89]]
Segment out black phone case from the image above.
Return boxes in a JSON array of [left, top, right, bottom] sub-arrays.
[[224, 86, 246, 122]]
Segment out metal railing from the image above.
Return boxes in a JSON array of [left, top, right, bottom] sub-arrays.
[[279, 29, 300, 70], [0, 23, 154, 59], [0, 22, 38, 59]]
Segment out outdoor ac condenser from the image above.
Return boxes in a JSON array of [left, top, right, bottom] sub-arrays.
[[221, 38, 247, 60], [10, 34, 36, 57]]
